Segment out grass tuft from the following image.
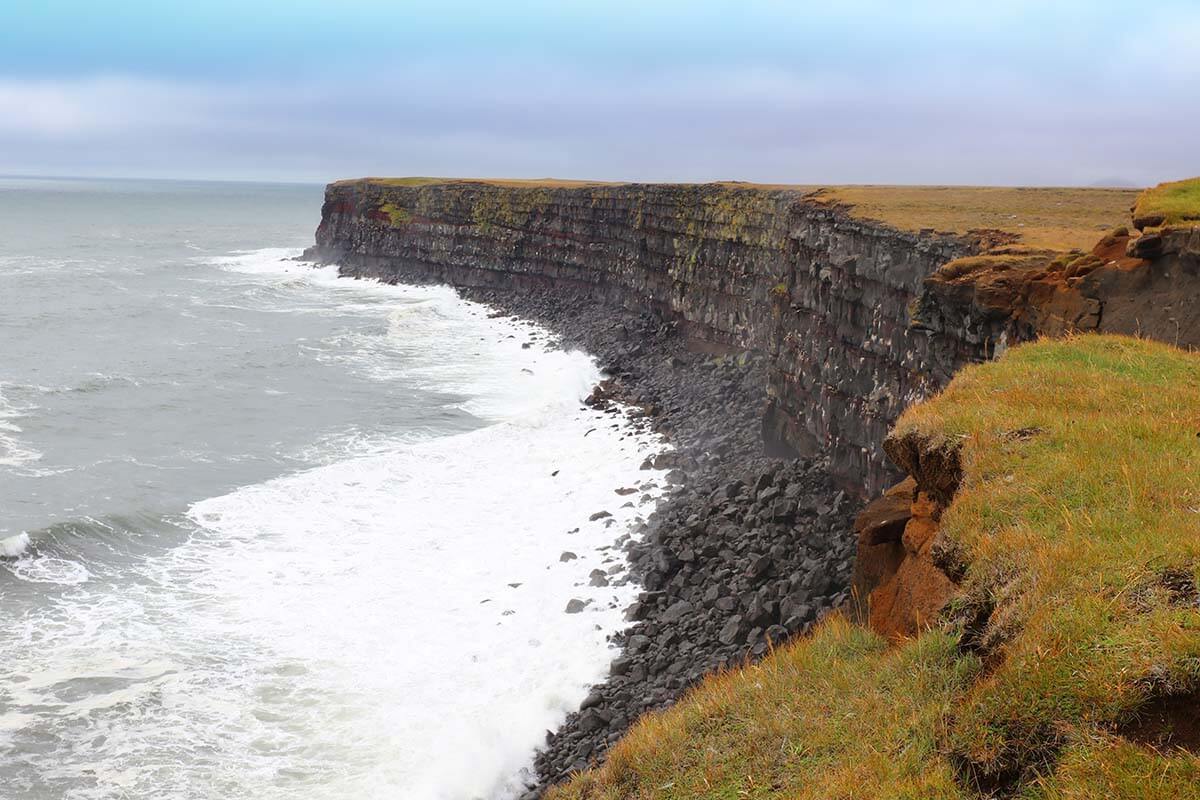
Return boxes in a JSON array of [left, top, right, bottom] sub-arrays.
[[379, 202, 411, 226], [1132, 177, 1200, 230]]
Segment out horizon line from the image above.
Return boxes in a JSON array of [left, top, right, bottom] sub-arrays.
[[0, 171, 1152, 191]]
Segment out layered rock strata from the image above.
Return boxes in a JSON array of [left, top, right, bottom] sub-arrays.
[[306, 180, 988, 496], [913, 225, 1200, 358]]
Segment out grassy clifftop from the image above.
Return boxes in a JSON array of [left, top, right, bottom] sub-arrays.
[[810, 185, 1137, 252], [334, 176, 624, 189], [1132, 177, 1200, 230], [550, 335, 1200, 800], [333, 177, 1136, 252]]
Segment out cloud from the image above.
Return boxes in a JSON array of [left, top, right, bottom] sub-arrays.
[[0, 77, 125, 136], [0, 43, 1195, 186], [0, 76, 254, 138]]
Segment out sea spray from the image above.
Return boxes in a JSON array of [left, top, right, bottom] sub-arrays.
[[0, 227, 665, 799], [0, 532, 30, 558]]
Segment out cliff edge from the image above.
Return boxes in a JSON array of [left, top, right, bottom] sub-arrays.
[[306, 178, 1184, 496]]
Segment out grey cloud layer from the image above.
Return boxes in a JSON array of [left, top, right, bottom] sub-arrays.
[[1, 49, 1196, 184]]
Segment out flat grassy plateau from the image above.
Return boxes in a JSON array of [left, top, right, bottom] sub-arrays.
[[811, 185, 1139, 252]]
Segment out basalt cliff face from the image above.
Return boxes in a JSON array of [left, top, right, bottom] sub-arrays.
[[307, 180, 989, 495], [306, 179, 1200, 496]]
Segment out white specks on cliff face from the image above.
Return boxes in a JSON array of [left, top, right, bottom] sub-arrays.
[[311, 180, 984, 495]]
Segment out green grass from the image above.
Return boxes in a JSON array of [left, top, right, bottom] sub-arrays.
[[1132, 177, 1200, 229], [557, 619, 974, 800], [550, 335, 1200, 800], [379, 202, 411, 225], [894, 335, 1200, 789]]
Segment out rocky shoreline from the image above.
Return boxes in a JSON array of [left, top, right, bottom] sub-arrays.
[[426, 283, 859, 796]]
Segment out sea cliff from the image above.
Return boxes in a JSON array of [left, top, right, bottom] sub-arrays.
[[307, 179, 1200, 496], [306, 176, 1200, 797], [307, 180, 986, 495]]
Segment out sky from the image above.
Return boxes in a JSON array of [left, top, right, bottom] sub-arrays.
[[1, 0, 1197, 185]]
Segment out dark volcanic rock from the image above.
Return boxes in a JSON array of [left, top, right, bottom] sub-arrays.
[[304, 193, 863, 797], [307, 180, 989, 496], [718, 615, 747, 646], [564, 599, 588, 614], [391, 284, 859, 795], [660, 600, 694, 624]]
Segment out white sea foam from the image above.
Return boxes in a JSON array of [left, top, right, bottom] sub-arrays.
[[0, 248, 668, 799], [0, 254, 93, 278], [0, 532, 30, 557], [181, 406, 661, 799], [5, 552, 90, 583], [0, 385, 43, 471]]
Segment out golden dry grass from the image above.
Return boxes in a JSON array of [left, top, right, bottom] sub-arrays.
[[553, 617, 972, 800], [550, 335, 1200, 800], [812, 185, 1139, 251]]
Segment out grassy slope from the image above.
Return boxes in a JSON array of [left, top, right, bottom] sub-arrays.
[[335, 177, 1135, 252], [551, 335, 1200, 800]]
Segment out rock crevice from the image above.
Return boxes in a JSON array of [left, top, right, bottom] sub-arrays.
[[850, 430, 965, 641]]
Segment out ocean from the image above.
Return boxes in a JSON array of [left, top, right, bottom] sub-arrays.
[[0, 177, 664, 799]]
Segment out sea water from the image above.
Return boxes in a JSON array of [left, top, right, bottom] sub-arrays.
[[0, 177, 664, 799]]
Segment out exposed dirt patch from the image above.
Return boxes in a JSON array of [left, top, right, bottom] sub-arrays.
[[1157, 568, 1200, 609], [1118, 689, 1200, 754], [951, 756, 1023, 800], [883, 431, 963, 508], [950, 738, 1064, 800], [849, 478, 914, 624], [1001, 426, 1044, 442], [1092, 230, 1147, 270], [866, 490, 960, 640], [1131, 567, 1200, 612]]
